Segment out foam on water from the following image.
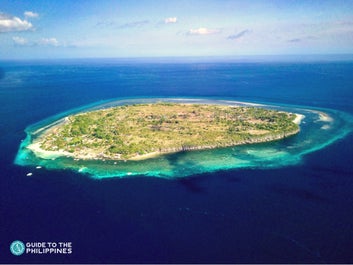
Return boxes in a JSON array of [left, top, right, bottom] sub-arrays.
[[14, 98, 353, 179]]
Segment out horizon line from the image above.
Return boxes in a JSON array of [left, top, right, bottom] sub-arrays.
[[2, 54, 353, 63]]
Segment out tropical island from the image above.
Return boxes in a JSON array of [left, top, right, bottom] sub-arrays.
[[28, 102, 300, 161]]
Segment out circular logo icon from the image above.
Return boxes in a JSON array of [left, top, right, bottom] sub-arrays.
[[10, 240, 25, 256]]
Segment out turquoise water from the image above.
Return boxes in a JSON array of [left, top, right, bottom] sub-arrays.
[[14, 98, 353, 179]]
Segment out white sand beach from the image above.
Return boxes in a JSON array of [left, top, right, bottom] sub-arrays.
[[293, 113, 305, 125]]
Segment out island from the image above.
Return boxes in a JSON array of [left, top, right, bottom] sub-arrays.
[[28, 102, 300, 161]]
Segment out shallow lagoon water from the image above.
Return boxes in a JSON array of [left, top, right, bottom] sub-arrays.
[[15, 97, 353, 179]]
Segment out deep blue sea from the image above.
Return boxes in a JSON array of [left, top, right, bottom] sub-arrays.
[[1, 58, 353, 263]]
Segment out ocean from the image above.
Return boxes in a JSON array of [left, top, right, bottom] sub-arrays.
[[1, 58, 353, 263]]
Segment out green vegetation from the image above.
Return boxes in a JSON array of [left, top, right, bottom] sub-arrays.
[[39, 103, 299, 160]]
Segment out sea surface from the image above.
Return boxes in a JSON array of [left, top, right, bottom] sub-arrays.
[[1, 58, 353, 263]]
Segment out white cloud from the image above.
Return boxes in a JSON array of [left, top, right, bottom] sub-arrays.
[[38, 38, 60, 46], [24, 11, 39, 19], [117, 20, 149, 29], [13, 37, 62, 47], [12, 36, 28, 45], [187, 27, 221, 36], [0, 13, 33, 33], [165, 17, 177, 24]]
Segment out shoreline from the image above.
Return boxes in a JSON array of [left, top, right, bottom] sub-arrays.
[[293, 113, 305, 125], [24, 100, 303, 162], [27, 127, 300, 162]]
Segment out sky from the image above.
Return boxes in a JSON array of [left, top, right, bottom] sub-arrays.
[[1, 0, 353, 59]]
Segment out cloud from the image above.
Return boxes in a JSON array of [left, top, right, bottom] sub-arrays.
[[227, 29, 251, 40], [0, 12, 33, 33], [288, 38, 301, 43], [24, 11, 39, 19], [287, 36, 317, 43], [117, 20, 149, 29], [187, 27, 221, 36], [95, 21, 115, 28], [12, 36, 28, 46], [164, 17, 177, 24], [12, 37, 62, 47], [38, 38, 60, 46]]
